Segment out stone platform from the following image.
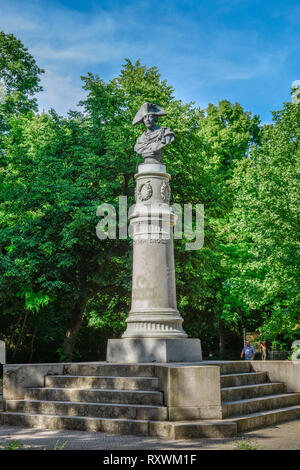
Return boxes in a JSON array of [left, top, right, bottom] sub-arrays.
[[1, 361, 300, 439]]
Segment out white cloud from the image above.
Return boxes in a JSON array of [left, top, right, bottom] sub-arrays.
[[0, 0, 296, 121], [0, 11, 38, 33], [0, 1, 129, 113], [0, 1, 115, 37], [164, 50, 287, 92], [37, 69, 86, 115], [31, 42, 129, 63]]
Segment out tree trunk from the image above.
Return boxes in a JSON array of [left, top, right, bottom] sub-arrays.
[[8, 310, 23, 352], [28, 326, 37, 363], [219, 320, 226, 356], [62, 297, 88, 362], [12, 310, 28, 360]]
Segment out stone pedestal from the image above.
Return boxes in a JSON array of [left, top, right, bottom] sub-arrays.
[[106, 163, 202, 362], [107, 338, 202, 363]]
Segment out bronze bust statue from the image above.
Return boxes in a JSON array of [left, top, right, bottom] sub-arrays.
[[132, 102, 175, 164]]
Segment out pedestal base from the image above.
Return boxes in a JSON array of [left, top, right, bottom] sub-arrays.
[[106, 338, 202, 363]]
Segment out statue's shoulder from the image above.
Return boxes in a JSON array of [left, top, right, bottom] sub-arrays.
[[161, 126, 174, 135], [160, 127, 175, 143]]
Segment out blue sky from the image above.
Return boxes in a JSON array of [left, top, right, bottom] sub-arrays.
[[0, 0, 299, 123]]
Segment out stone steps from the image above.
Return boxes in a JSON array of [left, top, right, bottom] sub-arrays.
[[44, 375, 159, 391], [222, 393, 300, 418], [217, 362, 253, 374], [58, 363, 155, 377], [220, 372, 268, 388], [223, 405, 300, 432], [153, 420, 237, 439], [0, 412, 237, 439], [218, 363, 300, 432], [2, 361, 300, 440], [1, 411, 152, 436], [5, 399, 168, 421], [3, 403, 300, 439], [221, 382, 286, 402], [23, 387, 163, 406]]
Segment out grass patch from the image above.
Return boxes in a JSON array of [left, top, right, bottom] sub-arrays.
[[0, 439, 68, 450], [234, 438, 262, 450]]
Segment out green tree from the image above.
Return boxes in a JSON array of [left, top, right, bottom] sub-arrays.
[[0, 56, 263, 362], [80, 68, 261, 357], [194, 100, 261, 354], [220, 99, 300, 349], [0, 32, 44, 150], [0, 110, 129, 361], [1, 60, 204, 361]]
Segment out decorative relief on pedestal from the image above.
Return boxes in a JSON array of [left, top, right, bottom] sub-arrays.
[[136, 180, 153, 201], [125, 321, 183, 333], [161, 180, 171, 202]]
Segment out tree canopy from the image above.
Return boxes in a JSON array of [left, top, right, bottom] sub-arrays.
[[0, 31, 44, 151], [220, 101, 300, 349], [0, 33, 298, 363]]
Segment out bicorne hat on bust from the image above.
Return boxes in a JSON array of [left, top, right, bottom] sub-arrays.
[[132, 102, 167, 125]]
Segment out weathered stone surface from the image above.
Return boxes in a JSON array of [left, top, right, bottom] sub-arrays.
[[250, 361, 300, 392], [23, 387, 163, 406], [6, 399, 168, 421], [44, 375, 159, 390], [121, 163, 188, 342], [221, 382, 286, 402], [148, 420, 237, 439], [225, 405, 300, 432], [107, 338, 202, 363], [1, 412, 150, 436], [3, 363, 67, 400], [222, 393, 300, 418], [155, 364, 222, 419], [0, 340, 5, 364], [220, 371, 269, 388], [2, 361, 300, 439], [64, 363, 155, 377], [107, 162, 202, 362], [201, 360, 253, 374]]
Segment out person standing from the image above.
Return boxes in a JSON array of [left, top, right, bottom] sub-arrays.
[[241, 340, 256, 360], [260, 341, 267, 360]]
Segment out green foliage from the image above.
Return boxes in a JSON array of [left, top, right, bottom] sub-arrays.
[[234, 438, 261, 450], [0, 33, 298, 361], [0, 32, 44, 150], [0, 439, 68, 450], [53, 440, 68, 450], [219, 100, 300, 349], [0, 109, 130, 361], [1, 440, 25, 450]]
